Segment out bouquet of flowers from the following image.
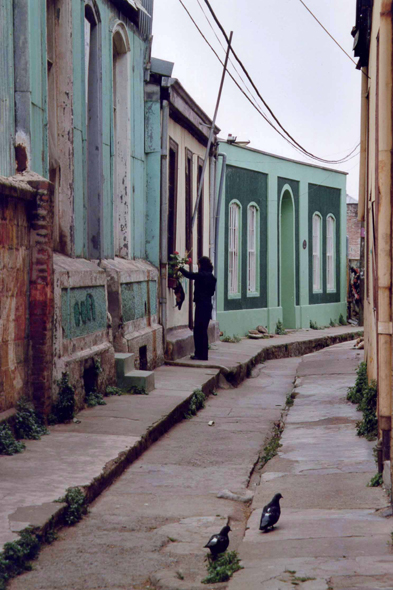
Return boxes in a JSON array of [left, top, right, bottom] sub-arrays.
[[168, 251, 192, 279]]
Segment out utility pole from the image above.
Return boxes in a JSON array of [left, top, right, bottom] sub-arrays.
[[191, 31, 233, 230]]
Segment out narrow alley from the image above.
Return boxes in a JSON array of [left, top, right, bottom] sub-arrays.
[[9, 341, 391, 590]]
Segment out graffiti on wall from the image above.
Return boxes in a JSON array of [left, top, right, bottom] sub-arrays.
[[121, 280, 157, 322], [61, 286, 106, 339]]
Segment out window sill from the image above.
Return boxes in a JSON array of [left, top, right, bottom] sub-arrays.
[[228, 293, 241, 300], [247, 291, 260, 298]]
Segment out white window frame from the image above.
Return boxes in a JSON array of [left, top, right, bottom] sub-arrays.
[[326, 214, 336, 292], [247, 203, 259, 296], [228, 201, 241, 297], [312, 212, 322, 293]]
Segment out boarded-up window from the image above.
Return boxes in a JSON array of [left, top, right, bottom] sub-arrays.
[[312, 213, 322, 292], [168, 138, 178, 258], [229, 202, 240, 295], [326, 215, 335, 291], [247, 205, 258, 293]]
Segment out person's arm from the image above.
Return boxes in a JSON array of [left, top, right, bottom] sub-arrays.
[[179, 266, 198, 280]]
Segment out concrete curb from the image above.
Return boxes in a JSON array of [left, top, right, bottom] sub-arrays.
[[167, 330, 363, 386]]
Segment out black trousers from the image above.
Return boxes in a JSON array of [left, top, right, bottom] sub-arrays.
[[194, 302, 212, 360]]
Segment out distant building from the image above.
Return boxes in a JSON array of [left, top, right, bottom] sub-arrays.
[[215, 141, 348, 336], [346, 194, 361, 267]]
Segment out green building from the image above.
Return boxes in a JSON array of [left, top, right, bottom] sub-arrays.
[[216, 141, 347, 337]]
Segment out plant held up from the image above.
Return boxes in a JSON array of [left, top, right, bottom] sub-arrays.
[[168, 252, 192, 279]]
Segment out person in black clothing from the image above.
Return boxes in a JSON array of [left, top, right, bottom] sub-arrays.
[[179, 256, 217, 361]]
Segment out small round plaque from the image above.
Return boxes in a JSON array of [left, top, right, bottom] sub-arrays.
[[302, 240, 307, 249]]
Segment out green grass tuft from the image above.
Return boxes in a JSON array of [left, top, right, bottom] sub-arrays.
[[202, 551, 243, 584]]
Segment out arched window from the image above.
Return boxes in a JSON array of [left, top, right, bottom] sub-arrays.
[[112, 23, 131, 258], [247, 204, 259, 294], [326, 215, 336, 291], [229, 201, 241, 295], [312, 213, 322, 292]]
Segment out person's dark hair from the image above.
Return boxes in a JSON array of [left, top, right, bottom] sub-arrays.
[[198, 256, 213, 272]]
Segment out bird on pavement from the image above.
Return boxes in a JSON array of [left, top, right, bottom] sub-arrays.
[[204, 525, 231, 558], [259, 493, 283, 532]]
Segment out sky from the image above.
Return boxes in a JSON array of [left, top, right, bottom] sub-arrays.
[[151, 0, 361, 199]]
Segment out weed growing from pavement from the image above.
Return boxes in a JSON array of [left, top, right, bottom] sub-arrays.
[[329, 318, 337, 327], [347, 362, 368, 404], [0, 528, 40, 590], [85, 389, 106, 407], [285, 391, 297, 407], [275, 320, 287, 335], [185, 389, 206, 419], [220, 334, 242, 343], [347, 362, 377, 440], [57, 487, 87, 525], [14, 398, 49, 440], [338, 313, 346, 325], [105, 386, 125, 396], [49, 372, 75, 424], [0, 424, 25, 456], [175, 571, 184, 580], [260, 421, 284, 465], [202, 551, 243, 584], [367, 472, 383, 487]]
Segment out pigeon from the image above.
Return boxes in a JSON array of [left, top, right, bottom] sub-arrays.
[[204, 525, 231, 558], [259, 493, 283, 532]]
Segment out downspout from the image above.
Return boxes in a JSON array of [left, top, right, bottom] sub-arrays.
[[377, 3, 393, 472], [209, 155, 216, 263], [160, 100, 169, 348], [358, 68, 368, 223], [212, 152, 227, 320]]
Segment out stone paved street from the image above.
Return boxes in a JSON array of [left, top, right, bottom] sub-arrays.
[[7, 338, 391, 590]]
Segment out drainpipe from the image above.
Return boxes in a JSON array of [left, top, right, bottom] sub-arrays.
[[209, 155, 216, 263], [160, 100, 169, 348], [377, 4, 392, 473], [212, 152, 227, 320], [358, 68, 368, 224]]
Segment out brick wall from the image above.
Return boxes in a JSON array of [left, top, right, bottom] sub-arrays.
[[0, 181, 33, 412], [0, 175, 53, 415], [347, 203, 361, 261]]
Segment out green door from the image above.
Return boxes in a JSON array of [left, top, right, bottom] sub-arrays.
[[280, 191, 296, 328]]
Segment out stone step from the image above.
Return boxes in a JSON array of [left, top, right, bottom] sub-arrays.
[[115, 352, 135, 378], [121, 370, 155, 393]]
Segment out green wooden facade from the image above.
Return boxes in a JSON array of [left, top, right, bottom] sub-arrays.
[[216, 142, 347, 336]]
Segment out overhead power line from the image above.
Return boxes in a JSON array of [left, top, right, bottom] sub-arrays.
[[297, 0, 359, 69], [200, 0, 359, 165], [178, 0, 359, 166]]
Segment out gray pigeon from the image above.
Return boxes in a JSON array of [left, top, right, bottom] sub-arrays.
[[259, 493, 282, 532], [204, 525, 231, 558]]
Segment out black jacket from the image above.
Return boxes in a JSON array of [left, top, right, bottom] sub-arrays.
[[179, 267, 216, 305]]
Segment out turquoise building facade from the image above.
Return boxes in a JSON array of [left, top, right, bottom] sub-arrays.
[[0, 0, 163, 409], [216, 142, 347, 337]]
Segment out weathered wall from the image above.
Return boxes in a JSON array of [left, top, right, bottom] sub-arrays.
[[0, 0, 15, 177], [347, 202, 361, 263]]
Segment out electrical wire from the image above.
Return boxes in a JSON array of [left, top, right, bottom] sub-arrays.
[[179, 0, 359, 164], [202, 0, 360, 164], [297, 0, 360, 69]]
